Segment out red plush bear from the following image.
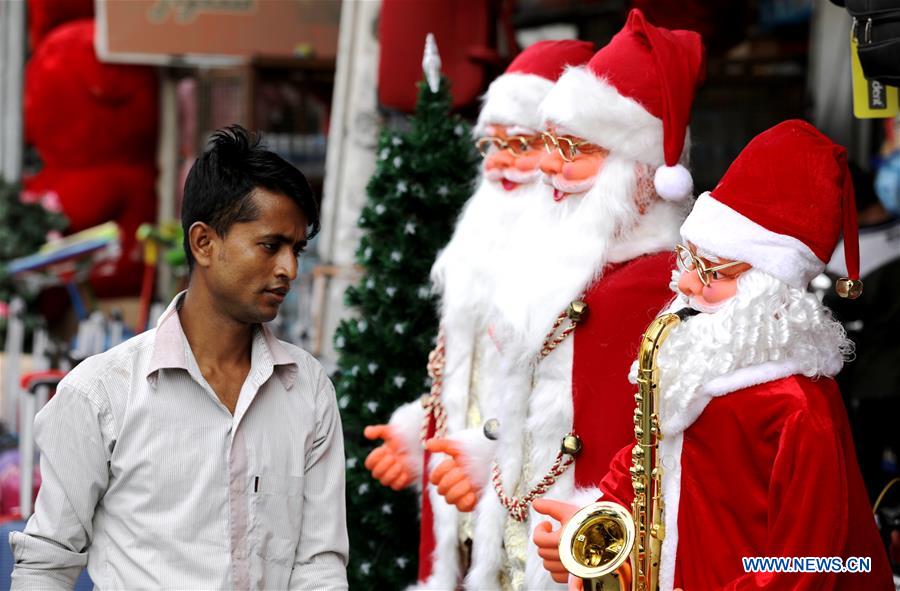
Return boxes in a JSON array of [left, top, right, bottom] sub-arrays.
[[24, 17, 159, 297]]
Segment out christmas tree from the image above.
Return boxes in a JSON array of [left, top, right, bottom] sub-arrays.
[[332, 58, 478, 586]]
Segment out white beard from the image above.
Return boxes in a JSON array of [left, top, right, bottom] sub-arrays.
[[491, 155, 651, 357], [647, 268, 851, 434], [431, 174, 546, 324]]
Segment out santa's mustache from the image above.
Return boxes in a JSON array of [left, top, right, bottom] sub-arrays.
[[484, 167, 542, 184], [542, 173, 596, 196]]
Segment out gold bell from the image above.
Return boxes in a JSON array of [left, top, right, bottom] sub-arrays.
[[567, 300, 588, 322], [835, 278, 863, 299], [561, 433, 583, 456], [483, 418, 500, 441]]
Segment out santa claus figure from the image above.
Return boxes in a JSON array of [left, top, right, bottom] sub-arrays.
[[361, 39, 596, 588], [426, 10, 705, 590], [533, 119, 895, 590]]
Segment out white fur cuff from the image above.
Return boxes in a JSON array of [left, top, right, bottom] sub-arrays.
[[450, 427, 498, 491], [388, 399, 426, 480]]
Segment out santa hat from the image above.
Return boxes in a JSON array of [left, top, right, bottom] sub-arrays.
[[681, 119, 863, 298], [474, 39, 595, 135], [540, 9, 705, 201]]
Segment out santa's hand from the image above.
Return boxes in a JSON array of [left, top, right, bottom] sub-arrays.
[[363, 425, 415, 490], [532, 498, 581, 584], [425, 438, 479, 512]]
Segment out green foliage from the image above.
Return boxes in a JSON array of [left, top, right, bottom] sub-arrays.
[[0, 178, 68, 347], [333, 77, 478, 588]]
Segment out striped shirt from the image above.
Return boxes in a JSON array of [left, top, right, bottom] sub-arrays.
[[9, 293, 348, 590]]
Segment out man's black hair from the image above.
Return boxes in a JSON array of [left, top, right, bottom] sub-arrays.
[[181, 124, 320, 270]]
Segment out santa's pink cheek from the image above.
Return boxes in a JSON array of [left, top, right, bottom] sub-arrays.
[[562, 158, 602, 181], [700, 280, 738, 303]]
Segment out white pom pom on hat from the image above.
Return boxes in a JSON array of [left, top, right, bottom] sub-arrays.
[[654, 163, 693, 201]]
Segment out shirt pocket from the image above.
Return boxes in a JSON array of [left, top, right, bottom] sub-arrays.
[[251, 472, 304, 569]]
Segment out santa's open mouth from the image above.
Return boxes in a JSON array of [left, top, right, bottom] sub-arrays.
[[501, 179, 519, 191], [546, 176, 595, 201]]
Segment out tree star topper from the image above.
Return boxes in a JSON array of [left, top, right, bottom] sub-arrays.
[[422, 33, 442, 93]]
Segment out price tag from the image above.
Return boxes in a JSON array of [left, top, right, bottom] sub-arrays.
[[852, 34, 899, 118]]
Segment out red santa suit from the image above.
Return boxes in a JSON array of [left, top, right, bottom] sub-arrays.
[[451, 11, 706, 589], [592, 120, 895, 590], [601, 374, 894, 591]]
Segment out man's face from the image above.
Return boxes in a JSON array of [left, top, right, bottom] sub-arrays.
[[203, 188, 308, 324], [676, 242, 751, 313], [539, 124, 609, 202], [480, 124, 546, 192]]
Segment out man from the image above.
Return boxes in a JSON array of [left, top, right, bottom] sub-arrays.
[[426, 10, 705, 589], [10, 126, 348, 590], [362, 40, 596, 589], [533, 120, 894, 590]]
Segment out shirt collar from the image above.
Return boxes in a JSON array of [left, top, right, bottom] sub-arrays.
[[146, 290, 298, 390]]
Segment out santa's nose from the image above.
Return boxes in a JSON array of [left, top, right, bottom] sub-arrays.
[[485, 150, 514, 170], [677, 270, 704, 297], [540, 150, 564, 175]]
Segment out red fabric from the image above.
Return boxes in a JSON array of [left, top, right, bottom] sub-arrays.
[[27, 0, 93, 50], [601, 376, 894, 590], [709, 120, 853, 267], [505, 40, 596, 81], [378, 0, 489, 112], [25, 20, 159, 169], [840, 153, 861, 282], [417, 413, 437, 582], [572, 252, 675, 487], [587, 9, 705, 167], [24, 18, 158, 297]]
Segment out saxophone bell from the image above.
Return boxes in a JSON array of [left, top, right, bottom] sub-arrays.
[[558, 501, 634, 590], [556, 312, 689, 591]]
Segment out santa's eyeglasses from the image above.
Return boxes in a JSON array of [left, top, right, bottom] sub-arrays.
[[540, 131, 606, 162], [474, 135, 542, 157], [675, 244, 745, 286]]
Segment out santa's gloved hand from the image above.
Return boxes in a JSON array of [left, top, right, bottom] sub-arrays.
[[425, 438, 480, 512], [532, 498, 582, 585], [363, 425, 416, 490]]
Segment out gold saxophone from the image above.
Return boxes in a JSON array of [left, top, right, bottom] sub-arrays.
[[557, 309, 695, 591]]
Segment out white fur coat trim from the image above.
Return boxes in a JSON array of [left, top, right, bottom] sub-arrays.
[[658, 431, 684, 591], [607, 199, 686, 264], [539, 66, 665, 167], [387, 400, 426, 481], [680, 192, 825, 290], [655, 357, 828, 591], [419, 452, 462, 590], [467, 338, 577, 590], [451, 427, 498, 491], [661, 358, 804, 437], [475, 73, 553, 135]]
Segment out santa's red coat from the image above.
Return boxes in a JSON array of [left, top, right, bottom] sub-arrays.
[[600, 375, 894, 590]]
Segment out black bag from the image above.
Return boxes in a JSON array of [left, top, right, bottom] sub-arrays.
[[834, 0, 900, 85]]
